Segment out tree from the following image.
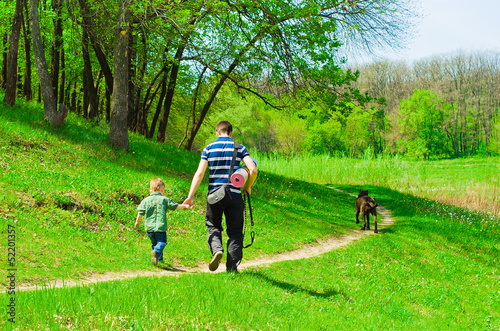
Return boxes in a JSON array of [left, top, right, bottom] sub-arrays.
[[3, 0, 24, 106], [344, 106, 380, 156], [29, 0, 68, 127], [398, 89, 450, 159], [21, 0, 32, 101], [1, 0, 419, 152], [50, 0, 64, 103], [109, 0, 132, 151], [353, 51, 500, 157], [179, 0, 418, 150]]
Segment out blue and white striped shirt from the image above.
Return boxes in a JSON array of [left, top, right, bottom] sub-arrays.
[[201, 137, 249, 195]]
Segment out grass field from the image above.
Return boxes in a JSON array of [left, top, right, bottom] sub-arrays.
[[0, 98, 499, 330], [256, 151, 500, 218], [0, 99, 358, 285], [4, 186, 499, 330]]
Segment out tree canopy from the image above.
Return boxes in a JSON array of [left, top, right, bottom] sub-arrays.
[[0, 0, 419, 151]]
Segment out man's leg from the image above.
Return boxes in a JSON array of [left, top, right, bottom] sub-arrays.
[[224, 195, 245, 272], [205, 202, 224, 255]]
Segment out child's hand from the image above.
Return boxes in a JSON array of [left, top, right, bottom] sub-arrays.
[[183, 197, 194, 208], [135, 214, 142, 228]]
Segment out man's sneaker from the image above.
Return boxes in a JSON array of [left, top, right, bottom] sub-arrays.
[[151, 250, 159, 265], [209, 251, 223, 271]]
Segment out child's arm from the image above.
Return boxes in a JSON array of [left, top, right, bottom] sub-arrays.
[[175, 203, 191, 210], [135, 214, 143, 229]]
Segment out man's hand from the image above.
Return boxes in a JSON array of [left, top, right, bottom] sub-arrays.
[[183, 197, 194, 208], [178, 203, 193, 210]]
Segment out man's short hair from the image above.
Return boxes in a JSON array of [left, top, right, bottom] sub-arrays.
[[216, 121, 232, 135], [150, 178, 165, 192]]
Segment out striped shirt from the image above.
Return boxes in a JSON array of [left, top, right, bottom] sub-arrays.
[[201, 137, 249, 195]]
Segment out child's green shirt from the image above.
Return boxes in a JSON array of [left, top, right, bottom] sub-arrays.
[[137, 192, 178, 232]]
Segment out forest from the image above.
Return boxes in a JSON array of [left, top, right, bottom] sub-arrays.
[[0, 0, 498, 158]]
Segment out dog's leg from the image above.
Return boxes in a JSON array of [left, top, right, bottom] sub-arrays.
[[366, 213, 370, 230], [361, 212, 366, 230], [373, 211, 378, 233], [356, 208, 360, 224]]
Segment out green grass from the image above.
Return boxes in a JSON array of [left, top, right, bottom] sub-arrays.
[[1, 97, 499, 329], [0, 97, 357, 284], [255, 151, 500, 217], [3, 186, 499, 330]]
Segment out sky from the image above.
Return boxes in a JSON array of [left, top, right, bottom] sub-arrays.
[[352, 0, 500, 64]]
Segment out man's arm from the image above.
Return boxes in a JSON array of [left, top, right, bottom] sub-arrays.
[[242, 155, 257, 195], [183, 159, 208, 207]]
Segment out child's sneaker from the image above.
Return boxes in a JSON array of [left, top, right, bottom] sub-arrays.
[[151, 250, 159, 265], [209, 251, 223, 271]]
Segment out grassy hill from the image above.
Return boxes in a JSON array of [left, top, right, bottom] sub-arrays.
[[0, 99, 358, 285], [1, 98, 499, 330]]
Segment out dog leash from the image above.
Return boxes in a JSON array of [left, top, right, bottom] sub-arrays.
[[243, 191, 255, 249]]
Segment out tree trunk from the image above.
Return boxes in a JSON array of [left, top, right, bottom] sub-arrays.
[[50, 0, 63, 102], [30, 0, 67, 127], [3, 0, 24, 106], [22, 3, 32, 101], [184, 73, 227, 151], [77, 0, 114, 93], [81, 28, 98, 119], [109, 0, 131, 151], [184, 33, 261, 150], [1, 35, 7, 89], [155, 12, 200, 143], [149, 69, 168, 139], [59, 48, 66, 105], [156, 46, 185, 143], [178, 66, 206, 148], [105, 87, 111, 122], [127, 29, 136, 131], [139, 67, 164, 137]]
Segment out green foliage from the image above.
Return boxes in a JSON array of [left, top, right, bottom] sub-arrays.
[[398, 89, 451, 159], [490, 116, 500, 154], [303, 118, 343, 154]]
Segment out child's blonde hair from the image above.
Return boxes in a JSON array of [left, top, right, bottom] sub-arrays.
[[150, 178, 165, 192]]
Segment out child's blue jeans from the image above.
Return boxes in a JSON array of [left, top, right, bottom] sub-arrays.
[[147, 232, 167, 261]]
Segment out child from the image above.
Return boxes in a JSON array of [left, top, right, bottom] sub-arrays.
[[135, 178, 190, 265]]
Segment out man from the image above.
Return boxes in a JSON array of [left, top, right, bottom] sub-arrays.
[[183, 121, 257, 272]]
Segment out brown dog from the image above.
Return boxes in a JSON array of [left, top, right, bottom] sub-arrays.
[[355, 189, 378, 233]]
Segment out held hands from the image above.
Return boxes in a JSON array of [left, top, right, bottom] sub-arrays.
[[178, 203, 193, 210], [182, 197, 194, 208]]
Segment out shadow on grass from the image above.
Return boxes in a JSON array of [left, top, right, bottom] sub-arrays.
[[0, 99, 199, 178], [378, 227, 396, 234], [247, 271, 341, 299], [156, 264, 187, 272]]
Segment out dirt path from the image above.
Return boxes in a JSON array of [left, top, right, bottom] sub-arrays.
[[16, 191, 394, 292]]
